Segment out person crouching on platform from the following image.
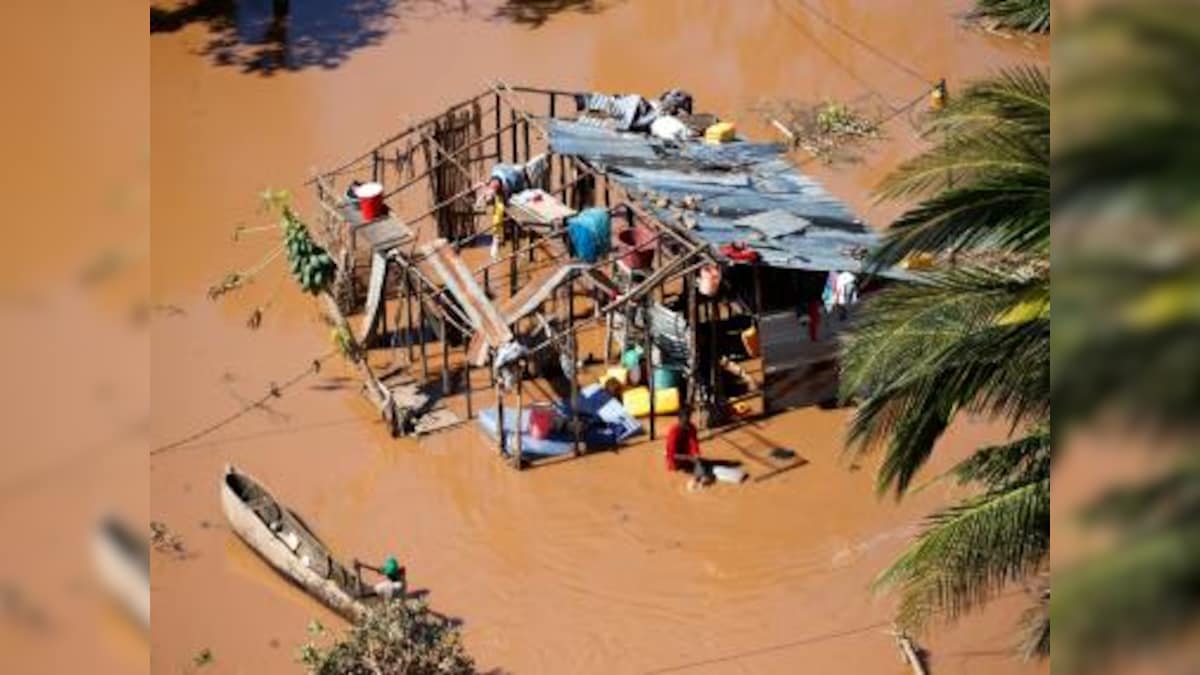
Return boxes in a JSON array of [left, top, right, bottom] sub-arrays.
[[476, 154, 549, 260], [665, 406, 707, 485], [354, 554, 407, 600]]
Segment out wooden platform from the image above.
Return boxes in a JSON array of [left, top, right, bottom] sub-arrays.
[[380, 373, 461, 435], [506, 189, 576, 225]]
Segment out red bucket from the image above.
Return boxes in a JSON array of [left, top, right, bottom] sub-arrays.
[[617, 224, 656, 270], [353, 182, 385, 221]]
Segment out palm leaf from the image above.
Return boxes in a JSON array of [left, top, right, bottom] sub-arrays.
[[875, 460, 1049, 630], [841, 267, 1049, 495], [972, 0, 1050, 33]]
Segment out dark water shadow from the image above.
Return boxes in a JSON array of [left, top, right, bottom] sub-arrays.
[[150, 0, 622, 75], [150, 0, 408, 76], [491, 0, 614, 28]]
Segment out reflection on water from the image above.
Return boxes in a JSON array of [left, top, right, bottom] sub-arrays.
[[149, 0, 620, 74], [150, 0, 401, 75]]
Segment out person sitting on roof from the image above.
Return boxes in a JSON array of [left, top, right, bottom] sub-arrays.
[[665, 406, 706, 484], [354, 554, 407, 600]]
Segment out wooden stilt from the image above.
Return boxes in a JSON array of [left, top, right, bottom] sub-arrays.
[[604, 312, 613, 365], [569, 273, 580, 455], [464, 345, 473, 419], [522, 118, 530, 166], [496, 383, 505, 458], [754, 264, 764, 316], [418, 276, 429, 382], [494, 94, 502, 162], [404, 266, 414, 361], [514, 371, 524, 470], [510, 109, 518, 162], [508, 219, 518, 297], [709, 297, 721, 427], [527, 217, 535, 265], [687, 273, 698, 408], [390, 266, 399, 363], [645, 296, 656, 440], [441, 316, 451, 396]]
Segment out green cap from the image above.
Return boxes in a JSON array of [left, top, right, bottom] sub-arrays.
[[382, 556, 400, 579]]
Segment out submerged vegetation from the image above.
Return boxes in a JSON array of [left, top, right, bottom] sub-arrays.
[[298, 600, 475, 675], [840, 66, 1050, 655], [758, 98, 881, 165], [207, 189, 335, 328], [972, 0, 1050, 33]]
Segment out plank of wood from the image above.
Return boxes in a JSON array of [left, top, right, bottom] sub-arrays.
[[359, 252, 389, 341], [357, 216, 414, 252], [465, 263, 582, 364], [507, 189, 576, 225], [419, 239, 513, 364]]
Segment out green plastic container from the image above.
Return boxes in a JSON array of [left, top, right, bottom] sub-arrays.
[[653, 367, 679, 390]]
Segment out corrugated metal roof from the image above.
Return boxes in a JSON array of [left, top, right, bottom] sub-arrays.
[[548, 119, 903, 277]]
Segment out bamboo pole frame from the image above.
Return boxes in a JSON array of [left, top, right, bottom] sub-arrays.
[[309, 83, 737, 465]]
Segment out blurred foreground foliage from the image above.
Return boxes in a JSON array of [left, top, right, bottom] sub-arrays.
[[1052, 1, 1200, 672], [847, 0, 1200, 667]]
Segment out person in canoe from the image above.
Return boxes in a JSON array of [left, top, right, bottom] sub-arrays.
[[354, 554, 407, 600]]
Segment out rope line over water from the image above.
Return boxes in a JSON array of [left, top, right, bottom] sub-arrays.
[[784, 0, 934, 87], [150, 349, 338, 456]]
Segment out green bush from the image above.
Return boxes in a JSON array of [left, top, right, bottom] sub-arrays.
[[298, 599, 476, 675]]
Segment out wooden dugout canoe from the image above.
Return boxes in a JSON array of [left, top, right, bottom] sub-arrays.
[[220, 464, 369, 621]]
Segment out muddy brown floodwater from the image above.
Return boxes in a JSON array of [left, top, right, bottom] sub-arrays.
[[150, 2, 1048, 673]]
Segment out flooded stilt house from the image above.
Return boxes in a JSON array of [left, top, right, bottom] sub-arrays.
[[307, 83, 901, 468]]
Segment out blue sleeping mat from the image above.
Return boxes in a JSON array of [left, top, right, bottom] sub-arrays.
[[476, 384, 642, 458]]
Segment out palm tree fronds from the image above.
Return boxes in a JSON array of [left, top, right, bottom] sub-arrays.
[[949, 427, 1052, 491], [876, 475, 1050, 630], [972, 0, 1050, 33], [873, 68, 1048, 266], [872, 174, 1049, 266]]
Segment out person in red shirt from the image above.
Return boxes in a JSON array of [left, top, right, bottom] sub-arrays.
[[665, 406, 704, 478]]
